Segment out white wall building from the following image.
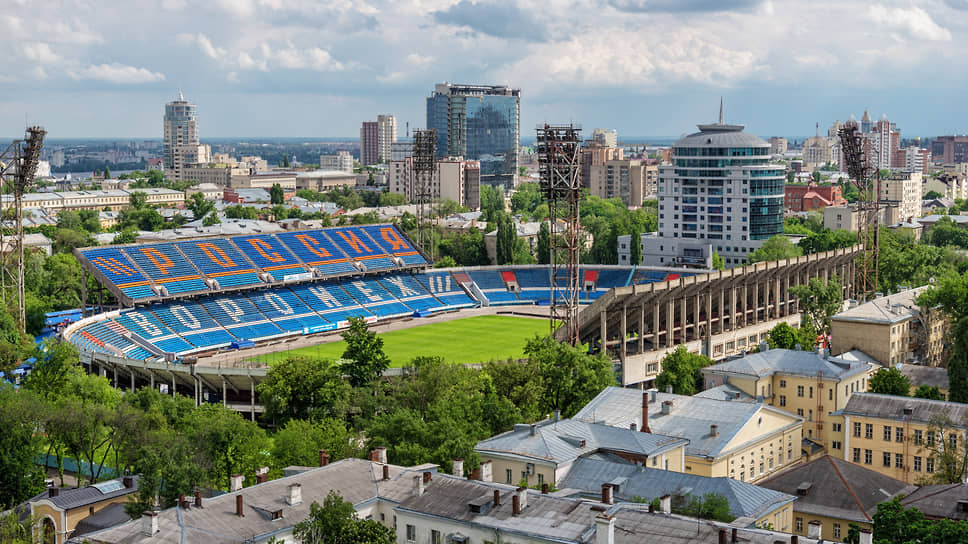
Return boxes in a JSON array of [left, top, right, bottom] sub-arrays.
[[320, 151, 354, 173]]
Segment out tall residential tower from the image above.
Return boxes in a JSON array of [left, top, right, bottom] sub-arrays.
[[163, 92, 204, 182], [360, 114, 397, 166], [427, 83, 520, 188]]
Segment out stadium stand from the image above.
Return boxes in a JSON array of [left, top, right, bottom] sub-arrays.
[[326, 227, 397, 270], [359, 225, 427, 265], [290, 282, 374, 324], [337, 278, 413, 318], [247, 289, 332, 332], [274, 230, 357, 276], [415, 272, 476, 309], [81, 248, 155, 299], [468, 270, 520, 305], [199, 295, 284, 341], [123, 243, 207, 295], [377, 274, 444, 313], [175, 239, 263, 289], [231, 234, 308, 281]]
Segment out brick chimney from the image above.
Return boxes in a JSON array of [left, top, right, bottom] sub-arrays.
[[710, 424, 718, 437], [452, 458, 464, 477], [541, 483, 549, 494], [493, 489, 501, 506], [601, 483, 613, 504], [48, 487, 59, 498], [318, 449, 329, 467], [230, 474, 244, 492], [178, 494, 187, 509], [718, 529, 728, 544], [123, 475, 134, 488], [382, 464, 390, 481], [236, 495, 244, 517], [471, 468, 480, 480], [141, 511, 158, 536], [288, 484, 302, 506], [641, 392, 651, 433], [595, 514, 615, 544], [194, 491, 202, 508], [731, 527, 738, 543], [422, 471, 432, 484], [480, 460, 493, 482], [512, 494, 521, 515]]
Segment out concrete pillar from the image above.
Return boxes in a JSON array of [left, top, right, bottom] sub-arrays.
[[752, 281, 759, 325], [775, 277, 781, 319], [638, 306, 645, 353], [729, 287, 736, 332], [680, 297, 687, 343], [195, 377, 200, 407], [652, 303, 660, 351], [600, 310, 608, 354], [666, 299, 674, 348], [171, 373, 176, 398], [706, 291, 713, 339], [130, 371, 135, 393], [782, 274, 790, 316], [620, 304, 627, 363], [250, 379, 256, 422], [741, 284, 748, 327], [113, 365, 118, 388], [717, 287, 725, 334], [693, 295, 700, 342], [222, 379, 227, 408], [150, 371, 155, 390]]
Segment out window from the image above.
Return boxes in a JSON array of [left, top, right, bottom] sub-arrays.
[[652, 456, 658, 467], [853, 422, 861, 437], [865, 424, 873, 439], [834, 523, 842, 539], [808, 410, 813, 422], [883, 452, 891, 467], [852, 448, 860, 462], [927, 458, 935, 473], [779, 395, 786, 407], [832, 423, 842, 433], [896, 427, 904, 443], [406, 525, 416, 544], [506, 469, 513, 484], [797, 385, 804, 397], [864, 449, 872, 465], [927, 431, 935, 447], [832, 441, 842, 450], [750, 467, 754, 479], [809, 386, 813, 399], [914, 456, 922, 472], [884, 426, 892, 441], [829, 389, 833, 401], [779, 379, 786, 388], [796, 517, 803, 533], [788, 448, 793, 461], [797, 408, 804, 417], [895, 454, 904, 469], [951, 434, 958, 450], [537, 473, 544, 486], [431, 530, 441, 544]]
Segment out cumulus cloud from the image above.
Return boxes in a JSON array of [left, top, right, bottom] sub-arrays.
[[433, 1, 549, 41], [607, 0, 763, 13], [22, 43, 61, 64], [177, 33, 227, 60], [868, 5, 952, 41], [69, 63, 166, 84]]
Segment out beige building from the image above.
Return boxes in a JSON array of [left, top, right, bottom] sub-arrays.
[[182, 163, 250, 186], [829, 392, 968, 484], [389, 156, 481, 209], [579, 142, 623, 188], [802, 136, 835, 170], [573, 387, 804, 483], [587, 159, 657, 206], [879, 172, 922, 222], [830, 287, 949, 367], [293, 170, 357, 193], [319, 151, 353, 173], [475, 418, 688, 488], [30, 475, 139, 544], [702, 347, 877, 442], [2, 188, 185, 211], [823, 203, 899, 231], [163, 92, 205, 182], [235, 172, 297, 191], [897, 363, 949, 400], [769, 136, 788, 155]]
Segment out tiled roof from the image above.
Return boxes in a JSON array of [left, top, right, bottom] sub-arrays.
[[758, 455, 915, 523]]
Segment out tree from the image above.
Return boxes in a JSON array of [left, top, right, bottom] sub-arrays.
[[271, 418, 355, 470], [103, 165, 111, 179], [925, 190, 944, 200], [523, 335, 615, 417], [22, 339, 81, 400], [767, 322, 799, 350], [0, 387, 46, 509], [677, 492, 735, 523], [655, 346, 711, 396], [798, 229, 857, 255], [340, 317, 390, 387], [434, 256, 457, 268], [871, 496, 968, 543], [188, 403, 271, 490], [258, 356, 350, 425], [629, 226, 642, 266], [187, 192, 214, 221], [536, 222, 551, 265], [294, 491, 395, 544], [789, 275, 842, 340], [913, 385, 944, 400], [917, 413, 968, 484], [112, 230, 137, 244], [711, 251, 725, 270], [917, 273, 968, 403], [495, 213, 516, 265], [868, 368, 911, 396], [270, 183, 284, 205], [202, 213, 221, 226], [225, 205, 258, 220], [128, 191, 148, 210], [510, 182, 542, 216], [379, 192, 407, 206], [480, 185, 504, 222], [748, 235, 802, 264]]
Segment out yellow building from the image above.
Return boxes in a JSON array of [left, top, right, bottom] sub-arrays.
[[475, 418, 688, 488], [831, 287, 949, 367], [829, 392, 968, 484], [28, 476, 139, 544], [573, 387, 804, 483], [701, 346, 877, 441], [759, 455, 915, 542]]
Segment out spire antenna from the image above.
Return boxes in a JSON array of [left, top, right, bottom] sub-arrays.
[[718, 97, 724, 125]]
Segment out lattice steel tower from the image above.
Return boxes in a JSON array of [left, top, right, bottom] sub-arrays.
[[412, 129, 437, 255], [838, 122, 880, 298], [537, 124, 583, 345]]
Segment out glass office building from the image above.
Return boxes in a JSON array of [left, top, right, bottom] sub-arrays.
[[427, 83, 520, 188]]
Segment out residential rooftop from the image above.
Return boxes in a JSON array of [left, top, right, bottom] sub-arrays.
[[896, 363, 948, 390], [702, 347, 874, 381], [902, 483, 968, 520], [835, 392, 968, 426], [831, 286, 930, 325]]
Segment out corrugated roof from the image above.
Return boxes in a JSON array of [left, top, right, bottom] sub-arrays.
[[557, 457, 794, 519], [703, 348, 874, 381], [28, 476, 139, 511], [837, 392, 968, 426]]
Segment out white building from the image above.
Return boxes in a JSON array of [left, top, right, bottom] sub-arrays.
[[389, 156, 481, 209], [320, 151, 353, 173], [591, 128, 618, 148], [378, 114, 397, 165], [879, 172, 922, 222], [163, 92, 203, 182]]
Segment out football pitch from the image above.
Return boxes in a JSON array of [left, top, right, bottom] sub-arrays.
[[254, 315, 550, 367]]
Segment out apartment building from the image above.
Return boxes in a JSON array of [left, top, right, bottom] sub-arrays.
[[769, 137, 788, 155], [701, 347, 877, 441], [181, 164, 250, 186], [1, 188, 185, 211], [879, 172, 922, 222], [579, 142, 623, 189], [163, 92, 204, 182], [388, 156, 481, 209], [830, 287, 949, 367], [587, 159, 657, 206], [822, 203, 899, 232], [830, 393, 968, 484], [319, 151, 353, 173], [573, 387, 804, 483]]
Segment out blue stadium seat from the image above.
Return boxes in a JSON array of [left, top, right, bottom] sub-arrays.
[[340, 278, 413, 317], [275, 230, 357, 276], [231, 234, 308, 281], [149, 302, 222, 337], [323, 227, 396, 271], [467, 270, 507, 290], [198, 295, 284, 341], [123, 244, 207, 294], [79, 248, 155, 300], [246, 289, 331, 332], [123, 347, 154, 360], [154, 336, 195, 354], [357, 225, 428, 266], [377, 274, 441, 312], [290, 281, 383, 321], [596, 269, 633, 289], [414, 272, 476, 308], [114, 310, 175, 340], [175, 239, 262, 289]]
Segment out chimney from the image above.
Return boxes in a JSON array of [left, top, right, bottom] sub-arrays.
[[48, 487, 59, 498], [595, 514, 615, 544], [541, 483, 549, 494], [660, 494, 671, 514], [735, 392, 741, 400], [423, 471, 432, 484], [641, 392, 651, 433], [194, 491, 202, 508], [141, 511, 158, 536], [553, 409, 561, 422], [256, 473, 268, 484], [760, 341, 769, 352], [288, 484, 302, 506], [235, 495, 244, 517], [179, 494, 187, 509], [452, 458, 464, 478], [413, 474, 425, 496], [629, 422, 637, 432], [382, 464, 390, 481], [480, 460, 493, 482], [517, 486, 528, 510], [790, 536, 798, 544], [649, 389, 657, 403], [661, 401, 672, 415], [710, 424, 719, 437], [807, 520, 822, 540], [731, 527, 738, 543], [376, 447, 387, 464], [530, 424, 537, 436], [512, 494, 521, 515], [230, 474, 244, 492], [471, 468, 480, 480], [493, 489, 501, 506], [648, 504, 655, 513], [859, 528, 873, 544], [369, 449, 379, 462], [318, 449, 329, 467], [665, 385, 673, 394], [601, 483, 613, 504], [123, 475, 134, 488], [719, 529, 728, 544]]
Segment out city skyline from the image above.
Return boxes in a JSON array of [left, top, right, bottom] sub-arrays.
[[3, 1, 968, 138]]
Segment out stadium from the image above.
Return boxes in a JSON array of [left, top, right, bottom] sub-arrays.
[[63, 222, 861, 417], [63, 224, 699, 416]]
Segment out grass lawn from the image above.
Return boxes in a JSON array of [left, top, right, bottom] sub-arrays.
[[253, 315, 550, 367]]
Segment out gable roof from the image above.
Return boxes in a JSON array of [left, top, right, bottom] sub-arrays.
[[758, 455, 916, 523], [896, 363, 948, 390], [28, 476, 139, 511], [557, 457, 795, 520], [703, 348, 874, 381], [573, 387, 801, 458], [837, 392, 968, 426], [901, 483, 968, 520], [475, 418, 688, 465], [831, 287, 929, 325]]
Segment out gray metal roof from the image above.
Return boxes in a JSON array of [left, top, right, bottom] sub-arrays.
[[758, 455, 915, 523], [557, 457, 794, 520], [28, 476, 139, 511], [675, 126, 768, 149], [837, 392, 968, 426], [832, 286, 929, 324], [897, 363, 948, 390], [693, 383, 755, 403], [703, 348, 874, 381], [902, 483, 968, 520], [573, 387, 801, 458], [475, 418, 688, 465]]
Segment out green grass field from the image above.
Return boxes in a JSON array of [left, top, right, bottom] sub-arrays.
[[253, 315, 550, 367]]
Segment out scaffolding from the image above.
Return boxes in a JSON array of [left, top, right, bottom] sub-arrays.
[[537, 124, 582, 345], [0, 126, 47, 331], [412, 129, 437, 257], [838, 123, 880, 298]]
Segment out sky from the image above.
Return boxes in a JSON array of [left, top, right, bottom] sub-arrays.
[[2, 0, 967, 140]]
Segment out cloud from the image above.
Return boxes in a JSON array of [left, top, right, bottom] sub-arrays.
[[177, 33, 227, 60], [237, 43, 344, 72], [22, 43, 61, 64], [868, 5, 951, 41], [607, 0, 763, 13], [69, 63, 166, 84], [433, 1, 549, 41]]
